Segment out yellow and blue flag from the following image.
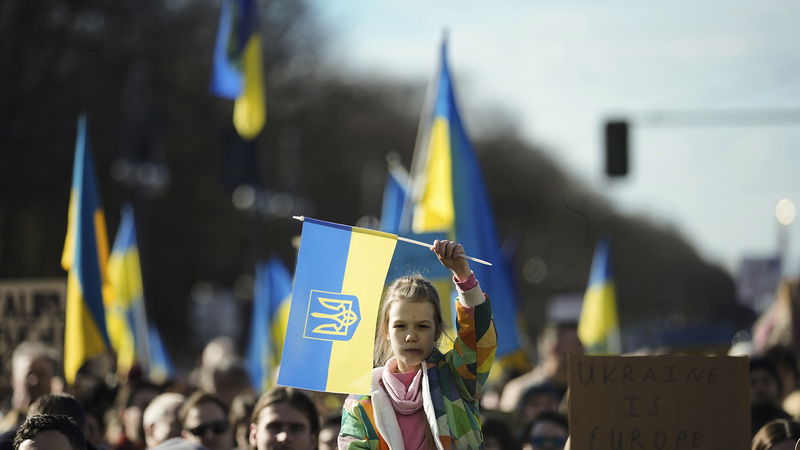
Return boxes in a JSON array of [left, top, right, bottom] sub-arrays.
[[578, 237, 622, 354], [278, 218, 397, 395], [410, 39, 521, 357], [107, 204, 149, 376], [61, 115, 111, 384], [246, 258, 292, 392], [210, 0, 266, 140]]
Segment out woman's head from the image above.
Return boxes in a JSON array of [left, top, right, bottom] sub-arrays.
[[374, 276, 446, 370]]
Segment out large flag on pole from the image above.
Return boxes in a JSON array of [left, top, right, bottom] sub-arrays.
[[578, 236, 622, 354], [107, 204, 151, 377], [246, 258, 292, 392], [61, 114, 111, 384], [410, 38, 521, 357], [211, 0, 266, 140], [278, 218, 397, 395]]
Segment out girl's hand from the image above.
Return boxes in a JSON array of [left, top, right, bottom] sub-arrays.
[[431, 240, 472, 281]]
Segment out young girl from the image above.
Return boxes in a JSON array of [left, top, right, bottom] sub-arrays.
[[339, 240, 497, 450]]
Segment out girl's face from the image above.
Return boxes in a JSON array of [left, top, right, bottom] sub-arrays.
[[386, 300, 436, 373]]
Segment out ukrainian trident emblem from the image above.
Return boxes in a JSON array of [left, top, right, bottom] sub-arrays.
[[304, 290, 361, 341]]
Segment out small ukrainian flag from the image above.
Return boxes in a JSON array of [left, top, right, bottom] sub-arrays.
[[278, 218, 397, 395]]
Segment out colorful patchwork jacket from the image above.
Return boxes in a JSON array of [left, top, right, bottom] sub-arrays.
[[339, 285, 497, 450]]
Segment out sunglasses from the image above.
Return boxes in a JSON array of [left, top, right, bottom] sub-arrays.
[[530, 435, 567, 449], [187, 420, 228, 437]]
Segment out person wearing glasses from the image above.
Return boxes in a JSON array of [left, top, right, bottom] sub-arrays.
[[522, 411, 568, 450], [248, 387, 318, 450], [179, 392, 231, 450]]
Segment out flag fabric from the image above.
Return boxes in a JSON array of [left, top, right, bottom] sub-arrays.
[[246, 258, 292, 392], [107, 204, 150, 376], [211, 0, 266, 140], [578, 237, 622, 354], [380, 162, 410, 234], [278, 218, 397, 395], [410, 39, 521, 357], [61, 115, 111, 384], [146, 324, 175, 383]]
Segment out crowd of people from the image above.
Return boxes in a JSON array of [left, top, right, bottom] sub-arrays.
[[2, 261, 800, 449]]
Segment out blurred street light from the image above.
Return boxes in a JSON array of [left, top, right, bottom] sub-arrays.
[[775, 198, 796, 226]]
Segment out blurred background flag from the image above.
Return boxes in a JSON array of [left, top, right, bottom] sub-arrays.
[[246, 257, 292, 392], [146, 324, 175, 383], [210, 0, 266, 140], [380, 157, 411, 234], [409, 38, 522, 358], [278, 217, 397, 394], [61, 114, 112, 384], [107, 204, 151, 378], [578, 236, 622, 354]]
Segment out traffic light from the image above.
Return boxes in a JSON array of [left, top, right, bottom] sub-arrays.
[[605, 120, 628, 177]]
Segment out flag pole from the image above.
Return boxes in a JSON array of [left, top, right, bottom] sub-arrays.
[[292, 216, 492, 266]]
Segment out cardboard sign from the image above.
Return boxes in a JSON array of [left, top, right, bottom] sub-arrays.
[[569, 355, 749, 450], [0, 279, 66, 395]]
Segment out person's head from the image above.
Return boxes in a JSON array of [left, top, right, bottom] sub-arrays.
[[374, 275, 446, 372], [179, 391, 231, 450], [538, 323, 583, 364], [482, 417, 519, 450], [114, 380, 161, 444], [751, 419, 800, 450], [764, 346, 800, 400], [518, 382, 562, 425], [751, 358, 784, 407], [13, 414, 87, 450], [318, 414, 341, 450], [27, 394, 86, 434], [249, 386, 319, 450], [143, 392, 186, 448], [522, 412, 568, 450], [10, 342, 57, 412], [202, 336, 238, 370], [229, 392, 257, 450], [210, 357, 254, 409]]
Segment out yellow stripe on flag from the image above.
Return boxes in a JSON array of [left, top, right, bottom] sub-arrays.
[[233, 33, 266, 140], [413, 118, 454, 233], [578, 282, 619, 348], [327, 229, 397, 393], [64, 273, 107, 383]]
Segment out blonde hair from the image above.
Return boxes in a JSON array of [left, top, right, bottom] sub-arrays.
[[373, 275, 446, 368]]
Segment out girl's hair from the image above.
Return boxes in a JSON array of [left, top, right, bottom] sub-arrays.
[[751, 419, 800, 450], [373, 275, 446, 367]]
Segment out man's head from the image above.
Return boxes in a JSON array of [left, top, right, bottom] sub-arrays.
[[13, 414, 87, 450], [518, 382, 562, 424], [249, 387, 319, 450], [143, 393, 186, 448], [179, 391, 231, 450], [10, 342, 57, 412], [522, 412, 569, 450]]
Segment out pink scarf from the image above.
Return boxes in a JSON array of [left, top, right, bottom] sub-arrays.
[[380, 357, 424, 415]]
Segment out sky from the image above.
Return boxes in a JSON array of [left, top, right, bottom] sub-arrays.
[[309, 0, 800, 279]]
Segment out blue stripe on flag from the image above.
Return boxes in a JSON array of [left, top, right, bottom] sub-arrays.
[[278, 220, 350, 391]]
